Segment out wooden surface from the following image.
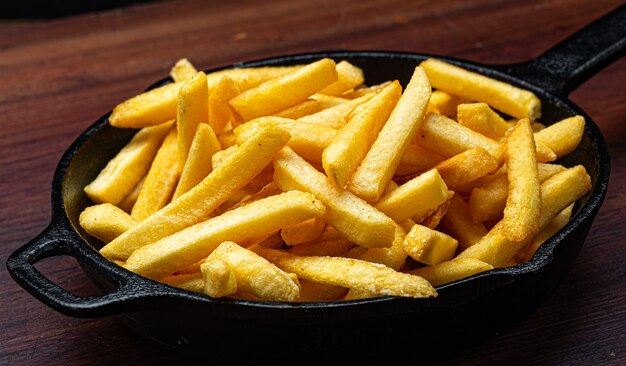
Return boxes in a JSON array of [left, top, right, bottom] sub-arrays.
[[1, 0, 625, 364]]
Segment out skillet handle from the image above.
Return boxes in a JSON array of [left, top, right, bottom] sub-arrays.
[[6, 224, 165, 318], [501, 3, 626, 97]]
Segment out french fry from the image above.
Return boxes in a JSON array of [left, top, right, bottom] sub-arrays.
[[173, 123, 221, 200], [440, 194, 488, 250], [131, 128, 180, 220], [426, 90, 465, 119], [123, 190, 326, 279], [297, 93, 373, 128], [296, 279, 348, 302], [229, 58, 338, 121], [357, 223, 409, 270], [395, 144, 445, 176], [79, 203, 137, 243], [211, 144, 238, 169], [322, 81, 402, 187], [516, 204, 574, 263], [275, 99, 324, 119], [402, 224, 458, 265], [534, 115, 585, 158], [85, 120, 174, 205], [205, 65, 302, 92], [177, 71, 209, 171], [456, 165, 591, 266], [500, 119, 541, 241], [118, 175, 145, 213], [255, 246, 437, 298], [208, 76, 241, 134], [433, 147, 500, 191], [273, 147, 396, 249], [421, 58, 541, 120], [407, 258, 493, 286], [281, 217, 326, 245], [418, 191, 454, 229], [349, 66, 431, 202], [457, 102, 510, 139], [318, 60, 365, 96], [201, 258, 238, 298], [206, 241, 300, 301], [309, 94, 350, 108], [374, 169, 449, 223], [170, 58, 198, 82], [161, 272, 204, 293], [100, 125, 290, 260], [287, 239, 349, 257]]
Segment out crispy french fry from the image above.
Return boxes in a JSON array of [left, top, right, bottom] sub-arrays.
[[275, 99, 324, 119], [273, 147, 396, 249], [205, 65, 302, 92], [217, 129, 237, 148], [211, 144, 238, 169], [161, 272, 204, 293], [421, 58, 541, 120], [229, 58, 338, 121], [206, 241, 300, 301], [322, 81, 402, 187], [500, 119, 541, 241], [255, 246, 437, 298], [456, 165, 591, 266], [440, 194, 488, 250], [516, 204, 574, 263], [395, 144, 446, 176], [426, 90, 465, 119], [209, 76, 241, 134], [170, 58, 198, 82], [534, 115, 585, 158], [349, 66, 431, 202], [408, 258, 493, 286], [297, 93, 373, 128], [357, 223, 408, 270], [319, 60, 365, 96], [100, 125, 290, 260], [433, 147, 500, 191], [281, 217, 326, 245], [296, 279, 348, 302], [201, 257, 238, 298], [118, 175, 145, 213], [123, 190, 326, 279], [374, 169, 449, 223], [418, 191, 454, 229], [457, 102, 510, 139], [309, 94, 350, 108], [85, 120, 174, 205], [177, 71, 209, 171], [287, 239, 349, 257], [131, 128, 180, 220], [79, 203, 137, 243], [402, 224, 458, 265], [173, 123, 221, 200]]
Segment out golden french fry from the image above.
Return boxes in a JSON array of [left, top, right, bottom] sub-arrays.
[[433, 147, 500, 191], [440, 194, 488, 250], [297, 93, 373, 128], [209, 76, 241, 134], [500, 119, 541, 241], [173, 123, 221, 200], [408, 258, 493, 286], [85, 120, 174, 205], [402, 224, 458, 265], [118, 175, 145, 213], [131, 128, 180, 220], [395, 144, 446, 176], [418, 191, 454, 229], [456, 165, 591, 266], [296, 279, 348, 302], [341, 81, 391, 99], [100, 125, 290, 260], [421, 58, 541, 120], [374, 169, 449, 223], [201, 257, 238, 298], [211, 145, 238, 169], [516, 204, 574, 263], [322, 81, 402, 187], [426, 90, 465, 119], [457, 102, 510, 139], [349, 66, 431, 202], [177, 71, 209, 171], [205, 65, 302, 92], [255, 246, 437, 298], [229, 58, 338, 121], [309, 94, 350, 108], [79, 203, 137, 243], [275, 99, 324, 119], [281, 217, 326, 245], [357, 223, 408, 270], [273, 147, 396, 249], [318, 60, 365, 96], [206, 241, 300, 301], [534, 115, 585, 158], [287, 239, 349, 257], [123, 190, 326, 279], [170, 58, 198, 82], [161, 272, 204, 293]]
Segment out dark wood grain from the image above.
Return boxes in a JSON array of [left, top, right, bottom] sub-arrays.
[[1, 0, 625, 364]]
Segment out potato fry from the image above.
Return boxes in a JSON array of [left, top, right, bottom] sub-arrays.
[[500, 119, 541, 241], [418, 191, 454, 229], [357, 223, 408, 270], [205, 65, 302, 92], [273, 147, 396, 249], [287, 239, 349, 257], [457, 102, 510, 139], [131, 128, 180, 220], [322, 81, 402, 187], [426, 90, 465, 119], [170, 58, 198, 82], [275, 99, 324, 119], [297, 93, 373, 128], [206, 241, 300, 301], [229, 58, 337, 121], [124, 190, 326, 279], [534, 115, 585, 158], [208, 76, 241, 134], [433, 147, 500, 191], [118, 175, 145, 213], [255, 246, 437, 298], [440, 194, 488, 250], [173, 123, 221, 200], [349, 66, 431, 202], [516, 204, 574, 263], [85, 120, 174, 205], [407, 258, 493, 287], [281, 217, 326, 245], [456, 165, 591, 266], [177, 71, 209, 171], [201, 258, 238, 298], [309, 94, 350, 108], [161, 272, 204, 293], [211, 144, 238, 169], [100, 125, 290, 260], [79, 203, 137, 243], [402, 224, 458, 265], [296, 279, 348, 302], [318, 60, 365, 96], [421, 58, 541, 120], [395, 144, 446, 176]]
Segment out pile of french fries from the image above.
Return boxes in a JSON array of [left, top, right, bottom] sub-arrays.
[[79, 56, 591, 302]]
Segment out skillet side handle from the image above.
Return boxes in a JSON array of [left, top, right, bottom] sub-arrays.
[[6, 224, 160, 318], [502, 4, 626, 97]]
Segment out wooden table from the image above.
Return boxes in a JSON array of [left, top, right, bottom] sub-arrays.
[[1, 0, 624, 364]]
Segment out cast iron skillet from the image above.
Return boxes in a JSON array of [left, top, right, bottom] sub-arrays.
[[6, 4, 625, 354]]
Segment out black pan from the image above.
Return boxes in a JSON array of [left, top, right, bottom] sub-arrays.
[[6, 4, 625, 357]]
